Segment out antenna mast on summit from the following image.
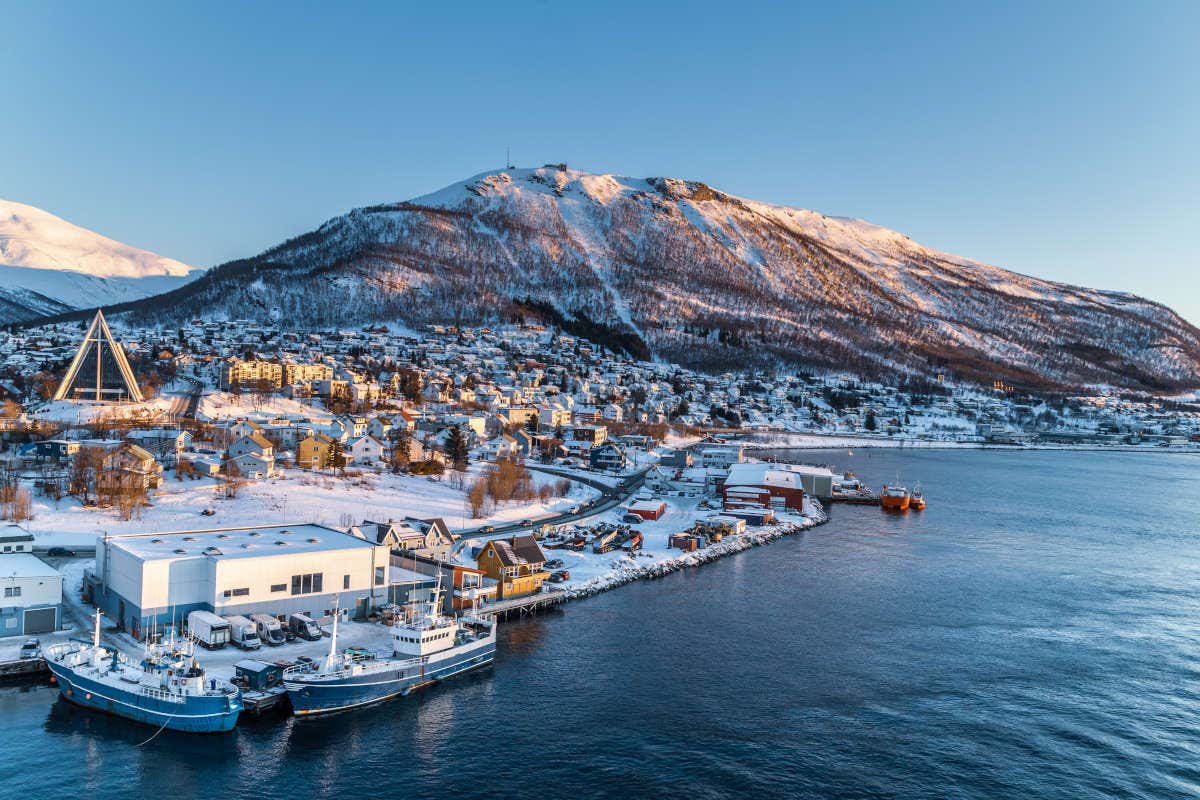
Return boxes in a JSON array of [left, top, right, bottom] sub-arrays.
[[506, 145, 513, 169]]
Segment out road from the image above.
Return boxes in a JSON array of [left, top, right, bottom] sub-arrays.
[[450, 464, 650, 553]]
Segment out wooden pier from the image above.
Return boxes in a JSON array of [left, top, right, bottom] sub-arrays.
[[478, 589, 567, 619], [241, 687, 290, 717]]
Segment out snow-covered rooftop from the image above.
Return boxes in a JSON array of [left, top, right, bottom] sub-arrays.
[[104, 523, 376, 563], [0, 553, 61, 580]]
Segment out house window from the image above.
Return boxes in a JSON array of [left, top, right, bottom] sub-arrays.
[[4, 586, 20, 598], [343, 574, 351, 590], [271, 583, 287, 593], [374, 567, 385, 586], [232, 587, 249, 597]]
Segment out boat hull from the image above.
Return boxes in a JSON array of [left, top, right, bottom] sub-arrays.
[[286, 640, 496, 716], [47, 661, 242, 733], [880, 495, 910, 511]]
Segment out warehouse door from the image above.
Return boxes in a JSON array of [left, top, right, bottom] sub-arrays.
[[23, 607, 57, 634]]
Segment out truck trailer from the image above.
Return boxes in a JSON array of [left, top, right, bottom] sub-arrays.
[[187, 610, 232, 649]]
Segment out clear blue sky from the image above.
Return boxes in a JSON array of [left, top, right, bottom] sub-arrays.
[[3, 2, 1197, 324]]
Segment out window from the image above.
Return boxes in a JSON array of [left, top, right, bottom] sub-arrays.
[[271, 583, 287, 593], [291, 573, 323, 596], [232, 587, 249, 597], [4, 586, 20, 598], [343, 574, 350, 590], [374, 567, 385, 586]]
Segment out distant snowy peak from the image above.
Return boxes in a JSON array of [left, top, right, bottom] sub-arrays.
[[0, 198, 200, 323], [0, 198, 194, 279]]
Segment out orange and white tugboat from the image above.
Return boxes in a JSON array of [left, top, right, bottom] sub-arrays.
[[880, 484, 911, 511], [909, 483, 926, 511]]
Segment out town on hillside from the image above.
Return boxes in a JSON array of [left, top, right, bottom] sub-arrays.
[[0, 311, 1197, 668]]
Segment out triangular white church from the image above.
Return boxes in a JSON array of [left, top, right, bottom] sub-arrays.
[[53, 310, 144, 403]]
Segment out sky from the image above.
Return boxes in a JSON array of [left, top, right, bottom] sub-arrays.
[[2, 1, 1198, 324]]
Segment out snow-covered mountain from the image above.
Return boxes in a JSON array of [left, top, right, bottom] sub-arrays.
[[0, 199, 199, 322], [115, 166, 1200, 392]]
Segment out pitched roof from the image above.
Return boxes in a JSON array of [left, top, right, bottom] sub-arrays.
[[487, 534, 546, 567]]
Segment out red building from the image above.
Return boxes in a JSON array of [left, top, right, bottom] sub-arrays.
[[627, 499, 667, 521], [721, 463, 806, 511]]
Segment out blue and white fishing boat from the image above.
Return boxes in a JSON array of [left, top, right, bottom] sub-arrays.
[[284, 584, 496, 716], [45, 610, 242, 733]]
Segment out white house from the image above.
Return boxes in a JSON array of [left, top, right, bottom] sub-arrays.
[[0, 553, 63, 637], [0, 524, 34, 554], [347, 435, 385, 466]]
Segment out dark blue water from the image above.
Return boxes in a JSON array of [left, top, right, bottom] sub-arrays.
[[4, 449, 1199, 799]]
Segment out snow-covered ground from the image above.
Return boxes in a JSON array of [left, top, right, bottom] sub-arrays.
[[24, 397, 179, 426], [20, 463, 599, 548], [195, 391, 338, 423]]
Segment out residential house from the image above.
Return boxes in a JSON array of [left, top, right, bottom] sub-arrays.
[[475, 535, 550, 599], [589, 442, 628, 471], [98, 442, 163, 490], [347, 435, 385, 466], [297, 432, 336, 470]]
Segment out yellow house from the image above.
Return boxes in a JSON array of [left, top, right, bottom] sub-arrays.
[[297, 432, 335, 470], [475, 535, 550, 599]]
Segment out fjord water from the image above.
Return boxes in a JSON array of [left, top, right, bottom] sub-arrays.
[[3, 449, 1199, 800]]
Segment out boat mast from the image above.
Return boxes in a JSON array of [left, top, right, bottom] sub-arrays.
[[93, 607, 102, 649], [324, 599, 340, 672]]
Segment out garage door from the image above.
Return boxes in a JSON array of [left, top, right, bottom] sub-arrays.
[[23, 607, 57, 635]]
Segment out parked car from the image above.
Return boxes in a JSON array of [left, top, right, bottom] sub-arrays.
[[200, 508, 216, 516], [478, 525, 495, 533], [19, 639, 40, 659], [568, 505, 581, 514], [545, 558, 565, 570], [46, 547, 76, 557], [518, 519, 534, 527], [621, 514, 642, 524]]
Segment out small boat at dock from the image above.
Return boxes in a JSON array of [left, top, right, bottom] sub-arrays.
[[284, 586, 496, 716], [910, 484, 926, 511], [44, 610, 242, 733]]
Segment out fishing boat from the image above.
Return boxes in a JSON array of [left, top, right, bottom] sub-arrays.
[[284, 584, 497, 716], [44, 610, 242, 733], [910, 483, 926, 511], [880, 484, 911, 511]]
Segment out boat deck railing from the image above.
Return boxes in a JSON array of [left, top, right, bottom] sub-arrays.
[[139, 685, 189, 704], [283, 652, 426, 681]]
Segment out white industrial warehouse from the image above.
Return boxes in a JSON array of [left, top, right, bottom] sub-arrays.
[[89, 523, 399, 638]]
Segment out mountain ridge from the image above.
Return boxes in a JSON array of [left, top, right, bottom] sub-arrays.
[[0, 198, 199, 321], [24, 167, 1200, 392]]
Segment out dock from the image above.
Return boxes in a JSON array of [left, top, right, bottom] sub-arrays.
[[478, 589, 567, 619], [0, 658, 48, 679], [241, 686, 290, 717]]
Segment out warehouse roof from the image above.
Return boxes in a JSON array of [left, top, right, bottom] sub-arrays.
[[105, 523, 377, 562]]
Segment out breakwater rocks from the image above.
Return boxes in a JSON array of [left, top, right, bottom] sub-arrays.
[[563, 505, 830, 601]]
